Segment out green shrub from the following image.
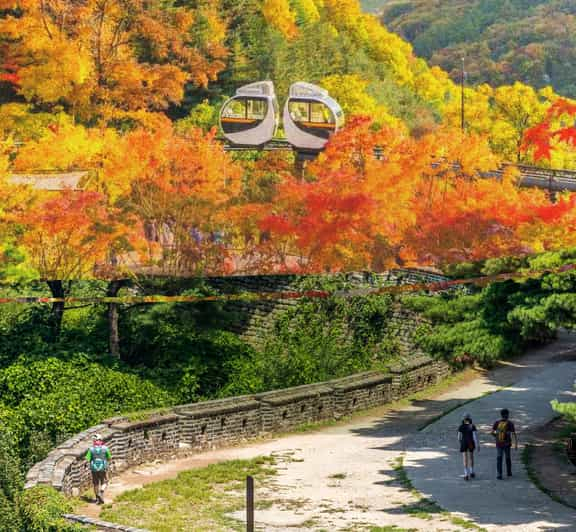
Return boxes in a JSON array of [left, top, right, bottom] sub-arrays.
[[0, 429, 22, 501], [19, 486, 83, 532], [140, 329, 256, 402], [404, 277, 558, 368], [407, 294, 481, 323], [443, 261, 483, 279], [0, 355, 175, 463], [0, 305, 53, 367], [0, 404, 25, 448], [481, 256, 528, 276], [219, 294, 399, 396], [0, 280, 128, 368], [0, 428, 23, 531], [527, 248, 576, 271], [552, 393, 576, 423], [120, 286, 255, 401], [0, 491, 22, 532], [414, 319, 521, 368]]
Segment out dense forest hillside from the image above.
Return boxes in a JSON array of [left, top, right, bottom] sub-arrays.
[[2, 0, 576, 528], [366, 0, 576, 98], [0, 0, 451, 137]]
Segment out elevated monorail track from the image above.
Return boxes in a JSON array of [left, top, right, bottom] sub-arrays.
[[223, 138, 294, 151], [224, 140, 576, 193], [497, 164, 576, 192], [8, 141, 576, 194]]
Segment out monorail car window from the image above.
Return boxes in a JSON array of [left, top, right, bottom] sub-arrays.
[[246, 99, 267, 120], [289, 101, 309, 122], [222, 98, 267, 121], [288, 101, 334, 125], [310, 102, 334, 124], [222, 99, 247, 119]]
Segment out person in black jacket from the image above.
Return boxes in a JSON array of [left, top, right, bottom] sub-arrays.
[[491, 408, 518, 479], [567, 432, 576, 469], [458, 413, 479, 480]]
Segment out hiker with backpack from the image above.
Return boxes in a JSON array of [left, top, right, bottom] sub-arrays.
[[567, 432, 576, 470], [491, 408, 517, 480], [458, 413, 479, 480], [86, 433, 112, 504]]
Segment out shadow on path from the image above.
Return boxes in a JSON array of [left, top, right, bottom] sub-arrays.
[[80, 333, 576, 531], [404, 361, 576, 530], [347, 332, 576, 530]]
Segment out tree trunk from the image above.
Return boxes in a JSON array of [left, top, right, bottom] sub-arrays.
[[46, 280, 65, 340], [107, 279, 128, 359]]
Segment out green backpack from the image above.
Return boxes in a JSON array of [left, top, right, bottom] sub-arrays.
[[90, 445, 109, 472]]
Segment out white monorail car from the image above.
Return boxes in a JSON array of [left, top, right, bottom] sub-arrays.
[[220, 81, 279, 146], [283, 82, 344, 152]]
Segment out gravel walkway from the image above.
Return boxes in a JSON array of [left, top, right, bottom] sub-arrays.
[[84, 333, 576, 531], [406, 349, 576, 531]]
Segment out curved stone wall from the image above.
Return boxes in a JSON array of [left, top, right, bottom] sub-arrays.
[[207, 269, 450, 351], [26, 268, 453, 496], [25, 357, 450, 496]]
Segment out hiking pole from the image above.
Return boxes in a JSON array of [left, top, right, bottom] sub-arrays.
[[246, 475, 254, 532]]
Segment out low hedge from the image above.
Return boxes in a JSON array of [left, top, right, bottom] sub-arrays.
[[19, 486, 83, 532]]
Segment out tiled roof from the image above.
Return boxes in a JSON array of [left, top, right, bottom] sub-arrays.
[[7, 171, 88, 191]]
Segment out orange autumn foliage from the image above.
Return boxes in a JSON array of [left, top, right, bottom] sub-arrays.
[[12, 121, 118, 172], [104, 123, 243, 275], [16, 191, 142, 280], [0, 0, 228, 119], [252, 117, 411, 272], [8, 114, 576, 278], [241, 117, 576, 273], [524, 99, 576, 161], [404, 173, 545, 266]]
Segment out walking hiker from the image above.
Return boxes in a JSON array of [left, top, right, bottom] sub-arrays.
[[458, 413, 479, 480], [567, 432, 576, 470], [86, 433, 112, 504], [491, 408, 517, 479]]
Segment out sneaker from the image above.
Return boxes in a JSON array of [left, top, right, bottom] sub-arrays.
[[470, 473, 476, 479], [464, 475, 470, 481], [507, 472, 512, 477], [497, 475, 502, 480]]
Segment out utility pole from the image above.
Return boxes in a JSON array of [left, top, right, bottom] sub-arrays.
[[461, 56, 466, 133]]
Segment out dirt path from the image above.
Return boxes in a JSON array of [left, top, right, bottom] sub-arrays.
[[406, 358, 576, 531], [80, 333, 576, 530], [528, 418, 576, 510]]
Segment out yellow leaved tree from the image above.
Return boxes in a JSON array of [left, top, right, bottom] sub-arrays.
[[320, 74, 403, 129], [0, 0, 228, 120], [262, 0, 298, 39]]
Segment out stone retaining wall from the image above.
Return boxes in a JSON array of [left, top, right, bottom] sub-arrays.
[[206, 269, 448, 350], [25, 357, 451, 496], [26, 268, 453, 497]]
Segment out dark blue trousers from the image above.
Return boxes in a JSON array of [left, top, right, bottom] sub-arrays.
[[497, 446, 512, 476]]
